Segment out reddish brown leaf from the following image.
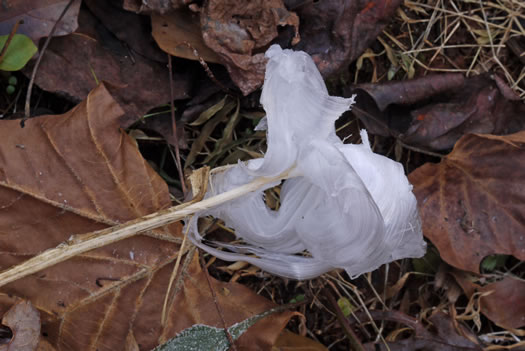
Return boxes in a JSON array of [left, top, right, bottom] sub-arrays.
[[293, 0, 402, 78], [0, 84, 293, 350], [452, 271, 525, 329], [0, 301, 40, 351], [0, 0, 81, 43], [23, 7, 190, 128], [199, 0, 299, 95], [348, 74, 525, 150], [409, 132, 525, 273]]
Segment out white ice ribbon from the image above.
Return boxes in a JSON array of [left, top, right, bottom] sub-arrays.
[[187, 45, 426, 280]]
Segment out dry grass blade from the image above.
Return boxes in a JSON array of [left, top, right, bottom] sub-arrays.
[[384, 0, 525, 99]]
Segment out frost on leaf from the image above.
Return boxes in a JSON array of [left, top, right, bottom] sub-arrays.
[[188, 45, 426, 280]]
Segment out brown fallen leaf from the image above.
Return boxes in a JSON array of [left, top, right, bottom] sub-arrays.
[[0, 0, 81, 42], [409, 132, 525, 274], [0, 83, 293, 350], [151, 10, 223, 63], [348, 74, 525, 150], [353, 310, 482, 351], [23, 6, 190, 128], [292, 0, 402, 78], [452, 271, 525, 329], [273, 330, 329, 351], [199, 0, 299, 95], [84, 0, 167, 63], [0, 300, 40, 351]]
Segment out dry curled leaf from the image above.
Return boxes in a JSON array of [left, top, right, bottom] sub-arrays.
[[348, 74, 525, 150], [0, 301, 40, 351], [452, 271, 525, 329], [200, 0, 299, 95], [0, 83, 293, 350], [409, 132, 525, 274]]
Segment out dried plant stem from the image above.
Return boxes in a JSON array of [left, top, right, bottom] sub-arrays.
[[325, 289, 366, 351], [0, 20, 22, 64], [167, 53, 187, 196], [24, 0, 75, 120], [200, 252, 237, 351], [161, 217, 192, 326], [0, 172, 287, 288]]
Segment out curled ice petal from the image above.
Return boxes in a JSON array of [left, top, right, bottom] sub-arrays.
[[187, 45, 426, 280]]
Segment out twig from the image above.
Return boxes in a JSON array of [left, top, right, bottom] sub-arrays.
[[23, 0, 75, 122], [167, 54, 187, 195], [325, 289, 366, 351], [161, 216, 192, 325], [0, 20, 22, 64], [199, 252, 238, 351], [396, 140, 445, 158], [0, 171, 288, 288]]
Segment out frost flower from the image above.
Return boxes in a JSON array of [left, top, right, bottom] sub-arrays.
[[187, 45, 426, 280]]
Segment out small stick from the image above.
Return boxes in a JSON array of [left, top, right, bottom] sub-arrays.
[[167, 54, 187, 195], [396, 140, 445, 158], [24, 0, 75, 121], [0, 20, 22, 64], [200, 253, 238, 351], [325, 289, 366, 351], [0, 172, 287, 288], [161, 217, 192, 325]]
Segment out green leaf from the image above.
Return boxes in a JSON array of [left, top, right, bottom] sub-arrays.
[[480, 254, 509, 272], [0, 34, 37, 71], [412, 247, 441, 274], [289, 294, 305, 304], [154, 306, 282, 351], [337, 297, 354, 317]]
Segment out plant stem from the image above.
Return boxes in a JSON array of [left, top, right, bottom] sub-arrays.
[[0, 172, 285, 288], [0, 20, 22, 64], [24, 0, 75, 120]]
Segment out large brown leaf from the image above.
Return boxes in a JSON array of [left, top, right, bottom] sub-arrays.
[[0, 83, 292, 350], [409, 132, 525, 273]]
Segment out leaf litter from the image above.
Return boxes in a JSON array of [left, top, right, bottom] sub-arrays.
[[0, 84, 294, 350], [1, 0, 525, 350]]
